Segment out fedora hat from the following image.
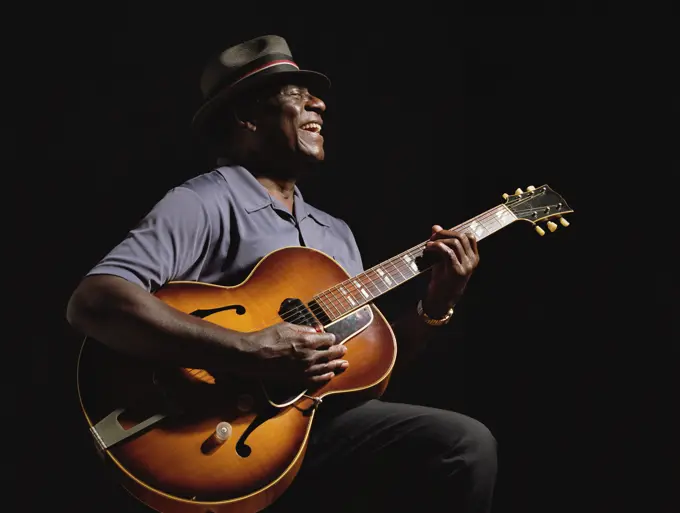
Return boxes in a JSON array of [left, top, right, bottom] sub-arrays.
[[191, 35, 330, 137]]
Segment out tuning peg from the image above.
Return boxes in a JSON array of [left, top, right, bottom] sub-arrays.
[[515, 188, 523, 195], [526, 185, 536, 192], [502, 193, 509, 200], [535, 225, 545, 236], [547, 221, 557, 232], [559, 217, 570, 227]]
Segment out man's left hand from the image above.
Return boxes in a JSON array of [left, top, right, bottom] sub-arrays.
[[422, 225, 480, 318]]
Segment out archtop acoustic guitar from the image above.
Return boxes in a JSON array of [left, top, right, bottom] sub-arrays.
[[77, 185, 573, 513]]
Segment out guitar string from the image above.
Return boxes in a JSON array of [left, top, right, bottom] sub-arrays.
[[305, 233, 482, 321], [273, 205, 512, 326], [311, 204, 515, 310], [304, 189, 564, 323]]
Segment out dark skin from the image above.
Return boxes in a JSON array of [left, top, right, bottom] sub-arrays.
[[227, 83, 328, 212], [66, 81, 479, 388]]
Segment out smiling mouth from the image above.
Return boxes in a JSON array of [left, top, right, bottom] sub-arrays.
[[299, 122, 322, 134]]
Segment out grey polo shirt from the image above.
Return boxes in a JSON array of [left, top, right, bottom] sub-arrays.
[[87, 163, 364, 291]]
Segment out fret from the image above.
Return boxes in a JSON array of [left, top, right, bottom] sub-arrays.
[[375, 266, 394, 287], [360, 271, 384, 296], [466, 218, 488, 240], [329, 290, 357, 320], [411, 245, 426, 259], [320, 291, 342, 318], [347, 281, 365, 305], [342, 279, 366, 306], [341, 283, 360, 307], [327, 287, 352, 315], [338, 285, 358, 308], [365, 269, 388, 294], [494, 205, 516, 229], [383, 258, 407, 285], [314, 295, 334, 320], [483, 216, 504, 235], [401, 253, 419, 275], [454, 206, 513, 242], [334, 282, 364, 313], [412, 247, 426, 265], [314, 295, 328, 314], [353, 277, 374, 300], [356, 269, 380, 292], [331, 289, 349, 314]]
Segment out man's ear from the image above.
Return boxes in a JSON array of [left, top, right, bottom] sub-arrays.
[[232, 108, 257, 132], [232, 96, 261, 132]]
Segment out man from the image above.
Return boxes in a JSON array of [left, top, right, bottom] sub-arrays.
[[67, 35, 497, 512]]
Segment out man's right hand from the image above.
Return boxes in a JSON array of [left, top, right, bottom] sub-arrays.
[[242, 323, 349, 386]]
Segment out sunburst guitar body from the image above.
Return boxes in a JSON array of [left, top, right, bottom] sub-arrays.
[[77, 247, 396, 513]]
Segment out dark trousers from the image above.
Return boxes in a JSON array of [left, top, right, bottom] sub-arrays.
[[101, 399, 497, 512], [269, 399, 498, 513]]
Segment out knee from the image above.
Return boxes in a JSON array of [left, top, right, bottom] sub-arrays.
[[453, 416, 497, 474], [419, 411, 497, 463], [415, 411, 497, 486], [445, 417, 498, 480]]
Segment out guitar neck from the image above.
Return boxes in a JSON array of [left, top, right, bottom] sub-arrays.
[[311, 204, 518, 322]]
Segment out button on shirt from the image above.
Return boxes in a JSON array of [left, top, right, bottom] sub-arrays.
[[86, 164, 364, 291]]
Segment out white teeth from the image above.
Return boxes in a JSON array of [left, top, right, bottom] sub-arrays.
[[300, 123, 321, 133]]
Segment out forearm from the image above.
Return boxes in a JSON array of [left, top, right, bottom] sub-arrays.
[[66, 275, 254, 373]]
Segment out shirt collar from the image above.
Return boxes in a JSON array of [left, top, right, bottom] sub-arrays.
[[216, 159, 326, 225]]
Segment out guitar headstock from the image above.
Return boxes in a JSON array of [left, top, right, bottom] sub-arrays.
[[502, 185, 574, 235]]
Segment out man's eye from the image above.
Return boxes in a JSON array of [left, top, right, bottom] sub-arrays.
[[277, 88, 308, 101]]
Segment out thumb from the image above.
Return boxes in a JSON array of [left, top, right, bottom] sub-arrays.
[[292, 323, 316, 332]]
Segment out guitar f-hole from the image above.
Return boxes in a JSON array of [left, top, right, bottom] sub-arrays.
[[189, 304, 246, 319], [235, 405, 279, 458]]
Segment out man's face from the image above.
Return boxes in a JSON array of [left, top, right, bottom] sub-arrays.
[[255, 83, 327, 164]]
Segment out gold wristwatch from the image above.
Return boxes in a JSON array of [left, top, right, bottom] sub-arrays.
[[417, 300, 455, 326]]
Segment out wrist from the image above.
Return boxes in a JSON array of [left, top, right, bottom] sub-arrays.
[[422, 296, 458, 319], [417, 299, 455, 327]]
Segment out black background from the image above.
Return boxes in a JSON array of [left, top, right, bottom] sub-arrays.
[[8, 4, 675, 513]]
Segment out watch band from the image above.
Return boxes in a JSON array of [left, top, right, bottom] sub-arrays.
[[417, 300, 454, 326]]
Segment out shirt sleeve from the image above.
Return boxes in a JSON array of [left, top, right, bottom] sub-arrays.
[[86, 186, 213, 292]]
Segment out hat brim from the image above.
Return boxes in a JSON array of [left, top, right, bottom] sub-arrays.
[[191, 69, 330, 139]]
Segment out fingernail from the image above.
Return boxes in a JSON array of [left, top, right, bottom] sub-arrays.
[[340, 345, 347, 353], [340, 361, 349, 367]]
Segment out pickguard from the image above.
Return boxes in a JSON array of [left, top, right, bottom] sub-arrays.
[[262, 305, 374, 407]]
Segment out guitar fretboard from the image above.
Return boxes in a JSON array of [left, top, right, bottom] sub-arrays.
[[310, 204, 517, 323]]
